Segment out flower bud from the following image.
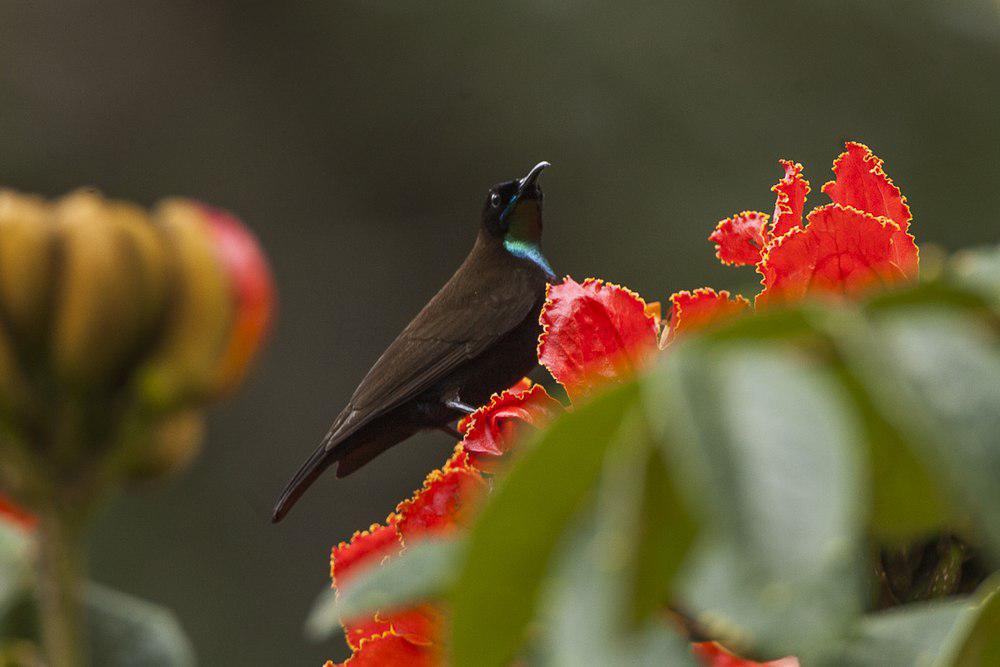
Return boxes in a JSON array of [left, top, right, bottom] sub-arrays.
[[0, 190, 55, 347], [50, 191, 171, 385], [124, 409, 205, 481], [136, 200, 233, 409]]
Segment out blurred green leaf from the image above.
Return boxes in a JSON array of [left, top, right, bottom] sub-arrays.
[[867, 308, 1000, 558], [949, 244, 1000, 308], [837, 599, 969, 666], [86, 584, 195, 667], [306, 537, 463, 641], [942, 573, 1000, 666], [0, 523, 31, 622], [540, 406, 696, 665], [450, 382, 641, 667], [838, 574, 1000, 666], [660, 344, 865, 662]]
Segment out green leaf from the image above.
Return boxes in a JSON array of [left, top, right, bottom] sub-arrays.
[[837, 599, 969, 666], [656, 343, 865, 662], [540, 406, 697, 666], [942, 574, 1000, 666], [306, 537, 463, 641], [450, 381, 641, 667], [0, 522, 31, 622], [86, 584, 195, 667], [949, 244, 1000, 308], [867, 308, 1000, 558], [838, 575, 1000, 666]]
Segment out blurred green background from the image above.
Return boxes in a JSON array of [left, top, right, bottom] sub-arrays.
[[1, 1, 998, 663]]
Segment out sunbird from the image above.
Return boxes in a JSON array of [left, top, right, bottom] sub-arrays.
[[273, 162, 554, 522]]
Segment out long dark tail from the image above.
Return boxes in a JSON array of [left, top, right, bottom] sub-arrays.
[[271, 442, 341, 523]]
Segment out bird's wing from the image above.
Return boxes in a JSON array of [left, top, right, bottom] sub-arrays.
[[322, 258, 540, 450]]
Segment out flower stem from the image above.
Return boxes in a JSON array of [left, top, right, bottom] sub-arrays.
[[36, 503, 86, 667]]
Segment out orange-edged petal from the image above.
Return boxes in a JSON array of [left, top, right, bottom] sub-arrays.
[[461, 383, 562, 470], [665, 288, 750, 346], [757, 204, 919, 307], [538, 278, 659, 400], [456, 378, 532, 436], [201, 205, 276, 397], [692, 642, 799, 667], [383, 605, 442, 646], [709, 211, 771, 266], [331, 523, 404, 650], [395, 466, 487, 542], [334, 630, 439, 667], [771, 160, 810, 237], [0, 493, 36, 531], [821, 141, 912, 232], [331, 523, 402, 589]]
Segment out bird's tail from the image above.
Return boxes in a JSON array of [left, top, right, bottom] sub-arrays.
[[271, 441, 340, 523]]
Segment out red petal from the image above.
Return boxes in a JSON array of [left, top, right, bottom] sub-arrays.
[[692, 642, 799, 667], [821, 142, 912, 232], [757, 204, 919, 306], [395, 466, 486, 542], [538, 278, 659, 400], [665, 289, 750, 345], [331, 523, 403, 649], [334, 631, 439, 667], [0, 493, 36, 531], [201, 205, 276, 395], [771, 160, 810, 237], [709, 211, 771, 266], [331, 523, 402, 590], [383, 605, 442, 646], [457, 378, 532, 436], [461, 383, 562, 470]]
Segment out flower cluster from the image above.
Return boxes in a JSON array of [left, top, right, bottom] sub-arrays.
[[0, 190, 274, 499], [326, 142, 918, 666]]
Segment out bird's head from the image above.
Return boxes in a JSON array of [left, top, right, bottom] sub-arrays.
[[481, 161, 550, 248]]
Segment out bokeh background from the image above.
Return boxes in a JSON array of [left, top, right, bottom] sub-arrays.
[[1, 1, 998, 663]]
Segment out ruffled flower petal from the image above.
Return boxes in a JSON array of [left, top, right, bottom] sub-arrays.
[[770, 160, 810, 237], [709, 211, 771, 266], [757, 204, 918, 306], [692, 642, 800, 667], [332, 630, 438, 667], [330, 523, 403, 650], [665, 289, 750, 346], [394, 466, 487, 543], [460, 383, 562, 470], [821, 141, 912, 232], [538, 278, 659, 400]]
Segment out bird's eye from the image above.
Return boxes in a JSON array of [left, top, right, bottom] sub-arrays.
[[490, 192, 501, 207]]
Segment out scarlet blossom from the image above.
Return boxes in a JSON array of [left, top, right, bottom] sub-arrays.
[[459, 383, 562, 470], [709, 211, 771, 266], [538, 278, 659, 400], [0, 493, 35, 531], [756, 204, 918, 306], [325, 631, 438, 667], [771, 160, 810, 237], [692, 642, 800, 667], [664, 289, 750, 346]]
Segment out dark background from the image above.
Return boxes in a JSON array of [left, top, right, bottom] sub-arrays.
[[1, 1, 998, 664]]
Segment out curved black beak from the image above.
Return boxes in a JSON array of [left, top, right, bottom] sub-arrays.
[[517, 161, 551, 196]]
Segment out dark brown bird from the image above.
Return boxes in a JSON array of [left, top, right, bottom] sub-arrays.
[[272, 162, 554, 522]]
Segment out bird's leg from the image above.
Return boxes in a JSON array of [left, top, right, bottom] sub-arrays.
[[444, 398, 477, 415]]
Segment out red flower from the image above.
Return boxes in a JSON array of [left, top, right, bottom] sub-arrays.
[[709, 211, 771, 266], [460, 382, 562, 470], [757, 204, 918, 306], [771, 160, 810, 237], [692, 642, 800, 667], [538, 278, 659, 400], [200, 205, 276, 396], [664, 289, 750, 345], [0, 493, 36, 531], [327, 631, 438, 667]]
